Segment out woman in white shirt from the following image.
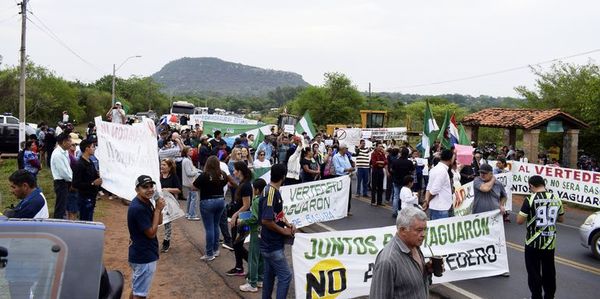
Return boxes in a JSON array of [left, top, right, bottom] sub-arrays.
[[253, 149, 271, 169], [398, 175, 419, 216]]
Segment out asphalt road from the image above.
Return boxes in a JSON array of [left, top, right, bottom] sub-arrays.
[[302, 179, 600, 299]]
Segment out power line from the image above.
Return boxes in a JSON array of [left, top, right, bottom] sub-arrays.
[[395, 48, 600, 89], [25, 10, 107, 74]]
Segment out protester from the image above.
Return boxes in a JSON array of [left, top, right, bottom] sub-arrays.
[[494, 157, 509, 174], [218, 155, 235, 251], [240, 146, 254, 170], [50, 132, 72, 219], [107, 101, 126, 124], [459, 160, 476, 185], [22, 140, 42, 179], [198, 136, 211, 169], [369, 206, 435, 299], [193, 156, 232, 261], [300, 146, 320, 182], [411, 150, 425, 194], [254, 150, 272, 169], [423, 149, 454, 220], [72, 139, 102, 221], [391, 147, 415, 215], [386, 147, 400, 204], [66, 133, 82, 220], [226, 161, 253, 276], [127, 175, 166, 299], [473, 164, 507, 213], [181, 146, 200, 220], [517, 175, 564, 299], [354, 139, 371, 198], [159, 159, 181, 253], [370, 142, 387, 206], [333, 144, 354, 214], [255, 137, 273, 162], [259, 164, 295, 299], [399, 175, 419, 210], [4, 170, 49, 218], [275, 135, 290, 165], [209, 130, 227, 156], [238, 178, 266, 293]]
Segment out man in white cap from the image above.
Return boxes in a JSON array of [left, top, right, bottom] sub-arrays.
[[106, 101, 126, 124]]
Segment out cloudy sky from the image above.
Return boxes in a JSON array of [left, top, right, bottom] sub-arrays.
[[0, 0, 598, 97]]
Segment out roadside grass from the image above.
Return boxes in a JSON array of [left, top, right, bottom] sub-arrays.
[[0, 157, 108, 218]]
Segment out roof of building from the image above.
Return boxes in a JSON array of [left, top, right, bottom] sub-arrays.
[[461, 108, 589, 130]]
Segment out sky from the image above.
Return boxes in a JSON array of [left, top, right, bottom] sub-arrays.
[[0, 0, 599, 97]]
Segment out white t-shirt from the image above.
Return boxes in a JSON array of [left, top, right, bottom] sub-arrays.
[[254, 159, 272, 169], [62, 113, 69, 123], [219, 162, 230, 194], [400, 186, 418, 207], [111, 108, 125, 124], [426, 162, 453, 211]]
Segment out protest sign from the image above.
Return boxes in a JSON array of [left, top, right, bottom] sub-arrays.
[[284, 124, 295, 134], [156, 191, 185, 225], [189, 114, 259, 125], [292, 210, 508, 299], [453, 173, 513, 216], [336, 128, 363, 154], [508, 161, 600, 208], [455, 144, 474, 165], [361, 127, 407, 141], [201, 121, 263, 136], [280, 176, 350, 228], [95, 117, 161, 201]]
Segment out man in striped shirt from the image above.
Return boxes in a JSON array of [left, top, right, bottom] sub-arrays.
[[354, 139, 371, 198], [517, 175, 564, 299], [370, 206, 433, 299]]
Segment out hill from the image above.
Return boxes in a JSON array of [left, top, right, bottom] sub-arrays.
[[152, 57, 309, 96]]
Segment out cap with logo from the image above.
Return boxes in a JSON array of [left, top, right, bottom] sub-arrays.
[[135, 175, 156, 187]]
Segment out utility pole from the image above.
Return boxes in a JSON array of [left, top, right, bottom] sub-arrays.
[[17, 0, 28, 148]]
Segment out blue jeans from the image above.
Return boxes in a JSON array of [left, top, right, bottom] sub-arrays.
[[356, 168, 369, 196], [129, 261, 157, 297], [200, 198, 225, 256], [429, 209, 449, 220], [186, 189, 198, 218], [78, 196, 96, 221], [261, 249, 292, 299], [392, 182, 401, 216]]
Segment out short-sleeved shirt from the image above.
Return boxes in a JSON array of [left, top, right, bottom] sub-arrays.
[[300, 157, 319, 181], [127, 197, 159, 264], [259, 185, 286, 252], [472, 177, 507, 214], [232, 181, 253, 212], [160, 173, 181, 192], [193, 171, 227, 200], [519, 191, 564, 250]]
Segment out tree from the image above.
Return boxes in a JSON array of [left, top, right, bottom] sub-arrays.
[[290, 72, 364, 126], [515, 62, 600, 158]]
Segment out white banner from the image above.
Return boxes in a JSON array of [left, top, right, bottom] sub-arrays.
[[156, 191, 185, 225], [280, 176, 350, 228], [292, 210, 508, 299], [507, 161, 600, 209], [189, 114, 259, 125], [95, 117, 161, 201], [453, 173, 513, 216], [362, 127, 407, 141]]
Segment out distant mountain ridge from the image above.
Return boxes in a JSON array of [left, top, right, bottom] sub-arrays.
[[152, 57, 309, 96]]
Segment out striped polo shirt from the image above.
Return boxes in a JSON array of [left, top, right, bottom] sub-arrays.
[[355, 147, 371, 169]]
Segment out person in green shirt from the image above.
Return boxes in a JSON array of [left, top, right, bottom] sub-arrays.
[[237, 178, 267, 292]]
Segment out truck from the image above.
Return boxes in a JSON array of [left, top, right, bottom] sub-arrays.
[[170, 101, 195, 115], [0, 114, 37, 153]]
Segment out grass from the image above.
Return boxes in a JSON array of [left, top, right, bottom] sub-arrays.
[[0, 158, 55, 214]]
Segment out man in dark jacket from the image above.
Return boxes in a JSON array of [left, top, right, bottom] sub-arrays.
[[72, 139, 102, 221]]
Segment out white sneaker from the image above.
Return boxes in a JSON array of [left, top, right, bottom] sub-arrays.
[[214, 250, 220, 257], [239, 283, 258, 292], [200, 255, 215, 261]]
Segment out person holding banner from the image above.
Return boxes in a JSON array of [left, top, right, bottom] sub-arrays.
[[517, 175, 565, 299], [369, 206, 434, 299], [333, 144, 355, 214], [159, 159, 182, 253], [259, 164, 295, 299]]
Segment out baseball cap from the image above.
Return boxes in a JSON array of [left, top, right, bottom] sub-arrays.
[[135, 175, 156, 187], [479, 163, 493, 173], [115, 101, 122, 106]]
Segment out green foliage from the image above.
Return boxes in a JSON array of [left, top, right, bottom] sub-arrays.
[[290, 72, 365, 126], [515, 62, 600, 158]]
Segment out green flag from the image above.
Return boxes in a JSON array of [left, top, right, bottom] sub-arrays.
[[202, 121, 263, 137], [458, 123, 471, 145], [436, 110, 451, 149], [416, 101, 439, 158], [251, 129, 265, 150], [295, 111, 317, 139]]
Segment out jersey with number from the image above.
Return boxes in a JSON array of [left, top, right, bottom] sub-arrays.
[[519, 191, 564, 250]]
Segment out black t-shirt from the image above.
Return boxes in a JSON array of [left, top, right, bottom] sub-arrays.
[[232, 181, 253, 212], [391, 158, 415, 184], [160, 173, 181, 194], [300, 157, 319, 181], [127, 197, 159, 264], [259, 185, 286, 252], [193, 171, 227, 200]]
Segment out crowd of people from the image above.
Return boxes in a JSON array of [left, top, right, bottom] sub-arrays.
[[2, 111, 572, 299]]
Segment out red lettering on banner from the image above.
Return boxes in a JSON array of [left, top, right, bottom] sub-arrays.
[[545, 167, 553, 177], [519, 165, 528, 172], [563, 169, 572, 179], [582, 172, 591, 182], [574, 171, 581, 181], [594, 173, 600, 184], [554, 168, 563, 178], [535, 166, 544, 175]]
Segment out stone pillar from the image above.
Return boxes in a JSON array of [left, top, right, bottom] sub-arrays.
[[503, 129, 511, 147], [509, 128, 517, 147], [562, 129, 579, 169], [523, 129, 540, 163]]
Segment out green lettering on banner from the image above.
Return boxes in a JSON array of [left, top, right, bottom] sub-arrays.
[[473, 218, 481, 237], [305, 238, 318, 260], [456, 221, 465, 242], [464, 220, 474, 240], [438, 225, 447, 246], [318, 239, 331, 258], [330, 238, 345, 257], [428, 226, 439, 246], [365, 235, 379, 254], [383, 233, 393, 246], [447, 223, 456, 243], [343, 238, 353, 254], [481, 217, 489, 235]]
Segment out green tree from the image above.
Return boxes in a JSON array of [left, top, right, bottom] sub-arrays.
[[290, 72, 364, 126], [515, 62, 600, 158]]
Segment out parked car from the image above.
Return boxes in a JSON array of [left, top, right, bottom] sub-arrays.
[[0, 217, 123, 298], [0, 114, 37, 153], [580, 211, 600, 259]]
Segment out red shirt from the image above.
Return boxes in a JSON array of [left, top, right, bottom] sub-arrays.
[[370, 150, 387, 168]]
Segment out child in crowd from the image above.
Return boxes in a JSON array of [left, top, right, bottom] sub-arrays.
[[237, 178, 267, 292], [399, 175, 419, 211]]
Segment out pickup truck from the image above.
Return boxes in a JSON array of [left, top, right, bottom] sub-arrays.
[[0, 115, 37, 153]]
